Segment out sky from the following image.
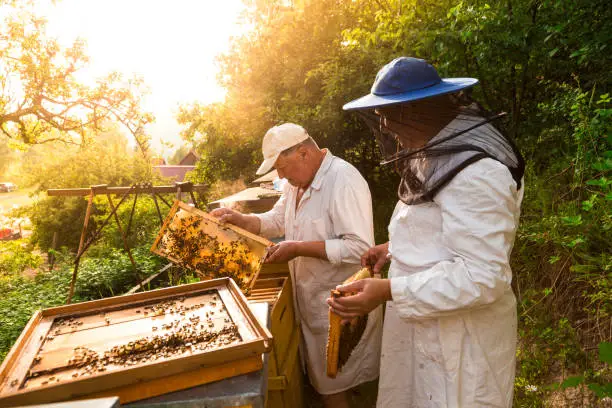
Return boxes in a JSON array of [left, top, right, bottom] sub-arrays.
[[41, 0, 248, 158]]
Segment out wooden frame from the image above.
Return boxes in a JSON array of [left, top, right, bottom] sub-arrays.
[[0, 278, 272, 407], [151, 201, 273, 293]]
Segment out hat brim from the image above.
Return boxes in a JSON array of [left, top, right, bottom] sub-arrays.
[[343, 78, 479, 111], [256, 152, 281, 175]]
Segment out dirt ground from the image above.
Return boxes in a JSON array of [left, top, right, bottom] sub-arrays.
[[0, 187, 37, 215]]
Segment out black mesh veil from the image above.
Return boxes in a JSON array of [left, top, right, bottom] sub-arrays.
[[356, 102, 525, 205]]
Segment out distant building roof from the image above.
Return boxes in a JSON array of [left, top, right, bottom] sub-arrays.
[[153, 165, 195, 182], [151, 157, 167, 166], [179, 150, 200, 166]]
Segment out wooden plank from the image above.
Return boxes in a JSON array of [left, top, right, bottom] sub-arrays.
[[47, 185, 209, 197], [125, 263, 173, 295], [0, 355, 263, 407], [222, 278, 272, 348], [217, 286, 256, 343], [270, 278, 295, 369], [46, 290, 221, 336], [94, 355, 262, 404], [267, 375, 287, 391], [252, 277, 286, 290], [39, 279, 241, 317], [0, 312, 50, 391]]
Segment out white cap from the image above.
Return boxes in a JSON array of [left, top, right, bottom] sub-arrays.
[[256, 123, 309, 175]]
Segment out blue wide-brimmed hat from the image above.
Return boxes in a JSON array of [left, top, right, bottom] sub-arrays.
[[343, 57, 478, 111]]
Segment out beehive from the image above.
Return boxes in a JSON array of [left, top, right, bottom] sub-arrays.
[[248, 263, 304, 408], [0, 278, 272, 407]]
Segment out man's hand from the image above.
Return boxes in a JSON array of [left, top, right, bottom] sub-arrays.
[[361, 242, 390, 274], [265, 241, 299, 263], [326, 278, 391, 319], [210, 207, 244, 225], [209, 207, 261, 234]]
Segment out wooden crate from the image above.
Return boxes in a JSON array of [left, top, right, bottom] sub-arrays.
[[0, 278, 272, 407], [248, 264, 304, 408], [151, 201, 274, 293]]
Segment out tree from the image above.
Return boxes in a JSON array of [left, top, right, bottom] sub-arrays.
[[22, 123, 164, 250], [0, 3, 153, 152]]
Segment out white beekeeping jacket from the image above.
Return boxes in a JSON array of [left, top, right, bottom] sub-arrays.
[[378, 158, 523, 408]]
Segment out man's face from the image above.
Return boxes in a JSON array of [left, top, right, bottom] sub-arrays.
[[273, 147, 310, 188]]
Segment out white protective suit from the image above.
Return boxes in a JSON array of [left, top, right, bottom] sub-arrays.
[[256, 150, 383, 395], [378, 158, 523, 408]]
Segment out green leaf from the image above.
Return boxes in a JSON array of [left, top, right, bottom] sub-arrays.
[[587, 177, 610, 187], [588, 383, 612, 398], [561, 376, 584, 389], [561, 215, 582, 226], [599, 342, 612, 364], [548, 255, 561, 264], [567, 237, 585, 248]]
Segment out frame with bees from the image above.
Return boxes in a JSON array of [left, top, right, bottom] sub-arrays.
[[151, 201, 274, 294]]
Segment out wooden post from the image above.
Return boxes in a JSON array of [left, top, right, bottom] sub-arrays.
[[126, 190, 139, 237], [106, 194, 138, 273], [189, 191, 198, 209], [175, 181, 193, 205], [67, 188, 96, 304], [150, 190, 163, 224], [48, 231, 58, 272]]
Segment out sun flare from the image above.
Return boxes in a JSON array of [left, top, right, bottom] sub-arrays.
[[40, 0, 248, 155]]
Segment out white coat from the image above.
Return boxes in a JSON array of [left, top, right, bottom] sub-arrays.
[[378, 158, 523, 408], [257, 150, 383, 395]]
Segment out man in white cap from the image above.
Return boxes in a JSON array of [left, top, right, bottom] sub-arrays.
[[211, 123, 382, 407]]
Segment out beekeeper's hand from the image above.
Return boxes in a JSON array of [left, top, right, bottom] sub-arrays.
[[327, 278, 391, 319], [209, 208, 261, 234], [210, 207, 243, 225], [264, 241, 298, 263], [360, 242, 390, 274]]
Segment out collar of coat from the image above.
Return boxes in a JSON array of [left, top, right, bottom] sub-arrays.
[[309, 149, 334, 191]]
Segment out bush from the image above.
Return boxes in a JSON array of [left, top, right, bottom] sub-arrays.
[[74, 247, 164, 299]]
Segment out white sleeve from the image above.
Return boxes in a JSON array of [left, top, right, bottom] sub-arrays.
[[254, 186, 288, 239], [390, 160, 521, 319], [325, 175, 375, 265]]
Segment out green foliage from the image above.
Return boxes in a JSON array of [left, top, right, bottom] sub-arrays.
[[74, 247, 164, 300], [0, 267, 71, 362], [27, 196, 93, 250], [0, 239, 41, 276]]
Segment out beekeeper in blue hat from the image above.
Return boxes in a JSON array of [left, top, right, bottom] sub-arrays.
[[328, 57, 525, 407]]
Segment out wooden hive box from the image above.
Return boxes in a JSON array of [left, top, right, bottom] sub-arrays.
[[151, 201, 274, 293], [0, 278, 272, 407], [248, 263, 304, 408]]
